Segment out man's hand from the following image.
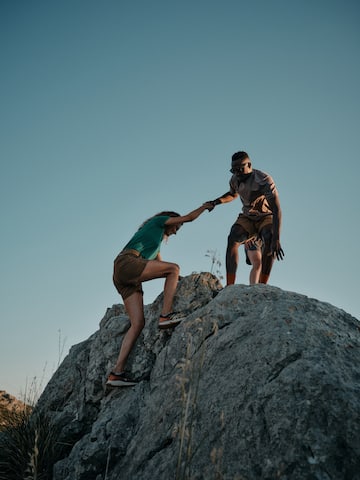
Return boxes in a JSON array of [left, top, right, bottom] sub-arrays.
[[203, 201, 216, 212], [270, 239, 285, 261], [205, 199, 221, 212]]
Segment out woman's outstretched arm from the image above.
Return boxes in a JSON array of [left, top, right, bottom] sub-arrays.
[[165, 202, 213, 226]]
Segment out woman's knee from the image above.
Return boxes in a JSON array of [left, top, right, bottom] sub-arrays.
[[169, 262, 180, 276]]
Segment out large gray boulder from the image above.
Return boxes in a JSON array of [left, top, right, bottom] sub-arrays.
[[35, 273, 360, 480]]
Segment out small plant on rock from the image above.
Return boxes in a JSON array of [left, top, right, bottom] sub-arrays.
[[205, 249, 223, 280]]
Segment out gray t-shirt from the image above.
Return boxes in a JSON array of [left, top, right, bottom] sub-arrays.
[[229, 169, 278, 217]]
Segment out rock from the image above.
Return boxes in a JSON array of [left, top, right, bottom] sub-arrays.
[[0, 390, 29, 427], [34, 273, 360, 480]]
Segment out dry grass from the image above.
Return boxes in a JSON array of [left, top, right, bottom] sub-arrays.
[[0, 375, 68, 480], [0, 402, 66, 480]]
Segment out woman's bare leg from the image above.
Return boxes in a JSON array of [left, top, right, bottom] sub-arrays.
[[139, 260, 180, 315], [113, 292, 145, 373], [113, 260, 180, 373]]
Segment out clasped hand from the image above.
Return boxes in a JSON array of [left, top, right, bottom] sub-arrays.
[[204, 200, 218, 212]]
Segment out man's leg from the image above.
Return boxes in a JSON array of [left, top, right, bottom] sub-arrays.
[[259, 226, 274, 284], [226, 224, 248, 285], [247, 248, 262, 285]]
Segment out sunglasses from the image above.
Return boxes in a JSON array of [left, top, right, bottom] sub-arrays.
[[230, 162, 252, 174]]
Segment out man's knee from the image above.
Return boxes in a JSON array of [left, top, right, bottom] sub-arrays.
[[228, 224, 248, 246], [261, 227, 273, 248]]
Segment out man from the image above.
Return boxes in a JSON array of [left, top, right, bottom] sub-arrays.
[[209, 151, 284, 285]]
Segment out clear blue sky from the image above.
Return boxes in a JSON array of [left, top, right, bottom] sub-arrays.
[[1, 0, 359, 399]]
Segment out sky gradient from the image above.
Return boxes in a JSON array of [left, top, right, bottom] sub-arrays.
[[1, 0, 359, 399]]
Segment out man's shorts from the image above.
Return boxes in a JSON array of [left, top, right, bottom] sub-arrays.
[[245, 237, 263, 251], [235, 214, 273, 240], [244, 237, 262, 265], [113, 250, 148, 300]]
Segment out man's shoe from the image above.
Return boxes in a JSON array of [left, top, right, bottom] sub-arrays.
[[106, 371, 138, 387], [158, 312, 185, 329]]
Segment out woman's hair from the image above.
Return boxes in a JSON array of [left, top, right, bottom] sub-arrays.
[[138, 211, 180, 230], [155, 211, 180, 218]]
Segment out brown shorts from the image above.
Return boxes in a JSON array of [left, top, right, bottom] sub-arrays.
[[113, 250, 148, 300], [235, 214, 273, 239]]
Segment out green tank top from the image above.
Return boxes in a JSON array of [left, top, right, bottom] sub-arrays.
[[123, 215, 170, 260]]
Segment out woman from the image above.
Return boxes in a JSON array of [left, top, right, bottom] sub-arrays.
[[107, 202, 212, 387]]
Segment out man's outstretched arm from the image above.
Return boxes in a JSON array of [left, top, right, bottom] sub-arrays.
[[207, 191, 238, 211]]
